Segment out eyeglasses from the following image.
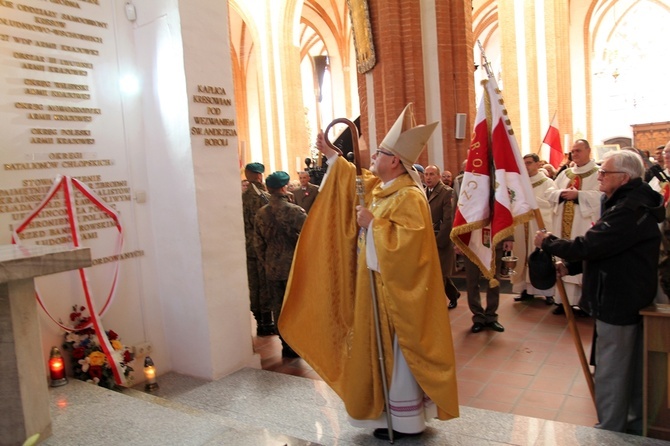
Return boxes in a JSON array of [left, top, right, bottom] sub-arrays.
[[597, 169, 625, 176], [374, 149, 395, 157]]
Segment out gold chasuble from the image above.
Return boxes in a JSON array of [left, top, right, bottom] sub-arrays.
[[279, 156, 459, 421]]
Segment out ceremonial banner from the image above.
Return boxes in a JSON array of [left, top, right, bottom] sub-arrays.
[[451, 78, 537, 285], [450, 83, 493, 281]]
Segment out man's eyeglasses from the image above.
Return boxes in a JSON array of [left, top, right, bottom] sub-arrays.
[[374, 149, 395, 157], [597, 169, 625, 176]]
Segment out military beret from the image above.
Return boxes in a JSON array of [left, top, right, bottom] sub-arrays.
[[245, 162, 265, 173], [528, 248, 556, 290], [266, 171, 290, 189], [413, 164, 425, 173]]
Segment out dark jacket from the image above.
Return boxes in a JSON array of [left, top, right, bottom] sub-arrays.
[[542, 178, 664, 325], [293, 182, 320, 213], [427, 181, 454, 278], [427, 182, 454, 248]]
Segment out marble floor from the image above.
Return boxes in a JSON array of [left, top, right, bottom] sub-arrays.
[[44, 368, 668, 445], [40, 283, 670, 445]]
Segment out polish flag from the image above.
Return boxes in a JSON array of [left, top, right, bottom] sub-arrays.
[[542, 114, 564, 168]]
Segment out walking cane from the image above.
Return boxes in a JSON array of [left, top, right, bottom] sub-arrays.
[[533, 210, 596, 405], [324, 118, 395, 443]]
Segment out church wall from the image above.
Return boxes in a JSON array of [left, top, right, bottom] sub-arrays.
[[0, 0, 258, 384]]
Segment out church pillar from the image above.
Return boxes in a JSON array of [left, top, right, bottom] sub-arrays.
[[358, 0, 475, 170], [433, 0, 476, 172], [497, 1, 573, 155], [546, 0, 573, 148]]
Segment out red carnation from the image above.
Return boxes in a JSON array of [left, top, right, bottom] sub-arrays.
[[107, 330, 119, 340], [123, 350, 133, 363], [72, 347, 86, 359], [88, 365, 103, 380]]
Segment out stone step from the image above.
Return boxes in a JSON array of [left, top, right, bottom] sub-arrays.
[[44, 370, 319, 446], [45, 367, 668, 445]]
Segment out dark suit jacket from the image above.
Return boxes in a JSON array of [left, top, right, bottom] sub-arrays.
[[427, 182, 454, 277], [294, 183, 319, 213]]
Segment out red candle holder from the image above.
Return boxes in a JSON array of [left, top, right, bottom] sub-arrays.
[[49, 346, 67, 387]]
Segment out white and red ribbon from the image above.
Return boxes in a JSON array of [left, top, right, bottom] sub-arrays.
[[12, 175, 126, 385]]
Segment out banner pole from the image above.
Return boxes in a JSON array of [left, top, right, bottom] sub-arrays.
[[533, 209, 595, 406]]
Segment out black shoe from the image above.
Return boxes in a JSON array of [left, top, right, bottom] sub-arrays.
[[486, 321, 505, 332], [282, 346, 300, 358], [471, 322, 485, 333], [552, 304, 565, 315], [448, 300, 457, 309], [514, 290, 533, 302], [256, 324, 278, 337], [545, 296, 555, 305], [373, 428, 422, 441], [573, 307, 590, 317]]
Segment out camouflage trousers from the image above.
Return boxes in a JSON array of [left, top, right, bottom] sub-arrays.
[[266, 279, 288, 322], [246, 256, 270, 320]]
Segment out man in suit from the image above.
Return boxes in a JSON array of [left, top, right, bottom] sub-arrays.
[[293, 171, 320, 213], [425, 165, 460, 309]]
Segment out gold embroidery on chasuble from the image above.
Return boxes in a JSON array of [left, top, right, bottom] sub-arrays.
[[560, 168, 597, 239]]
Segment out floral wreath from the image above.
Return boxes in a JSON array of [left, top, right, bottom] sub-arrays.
[[62, 305, 134, 389]]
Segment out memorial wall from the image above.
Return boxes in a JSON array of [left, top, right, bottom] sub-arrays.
[[1, 0, 254, 381], [0, 0, 159, 374]]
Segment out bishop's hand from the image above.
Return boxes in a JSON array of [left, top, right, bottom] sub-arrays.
[[356, 205, 373, 228], [316, 131, 338, 158]]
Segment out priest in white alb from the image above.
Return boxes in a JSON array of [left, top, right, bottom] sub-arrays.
[[545, 139, 603, 314]]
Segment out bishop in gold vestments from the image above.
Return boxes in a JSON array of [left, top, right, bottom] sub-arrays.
[[279, 104, 458, 437]]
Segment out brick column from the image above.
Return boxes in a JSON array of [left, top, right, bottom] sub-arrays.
[[434, 0, 475, 172], [359, 1, 427, 143], [359, 0, 475, 170]]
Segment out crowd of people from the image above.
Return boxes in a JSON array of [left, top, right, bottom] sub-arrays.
[[241, 108, 670, 438]]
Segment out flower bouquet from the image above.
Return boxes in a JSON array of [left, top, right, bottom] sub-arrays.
[[62, 305, 134, 389]]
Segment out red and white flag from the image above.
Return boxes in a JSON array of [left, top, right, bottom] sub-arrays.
[[451, 78, 537, 285], [541, 114, 563, 168]]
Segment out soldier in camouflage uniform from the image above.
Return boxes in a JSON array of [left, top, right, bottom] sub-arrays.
[[254, 171, 307, 357], [242, 162, 275, 336]]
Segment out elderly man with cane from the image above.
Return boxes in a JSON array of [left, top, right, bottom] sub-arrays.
[[535, 150, 664, 433], [278, 104, 459, 442]]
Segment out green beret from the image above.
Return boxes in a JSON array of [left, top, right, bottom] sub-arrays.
[[245, 162, 265, 174], [266, 171, 290, 189]]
